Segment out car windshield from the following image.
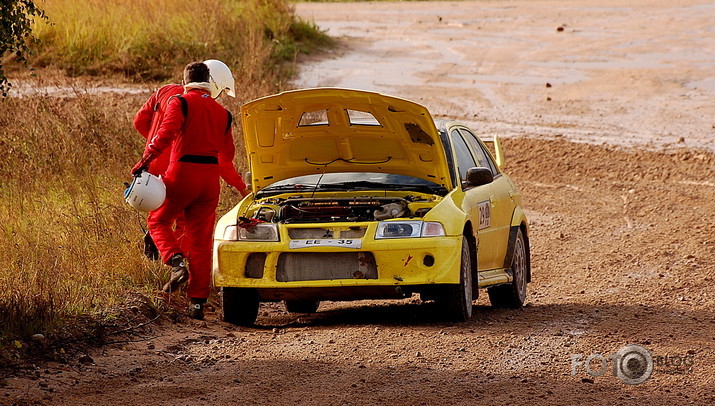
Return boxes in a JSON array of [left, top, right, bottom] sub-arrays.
[[257, 172, 448, 197]]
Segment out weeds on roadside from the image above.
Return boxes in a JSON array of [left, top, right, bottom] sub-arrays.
[[0, 0, 330, 347], [28, 0, 330, 81], [0, 82, 254, 348]]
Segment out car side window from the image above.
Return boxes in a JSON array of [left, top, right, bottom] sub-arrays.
[[459, 128, 498, 175], [450, 129, 477, 183]]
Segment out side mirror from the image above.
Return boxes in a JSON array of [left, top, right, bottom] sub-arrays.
[[465, 167, 493, 187]]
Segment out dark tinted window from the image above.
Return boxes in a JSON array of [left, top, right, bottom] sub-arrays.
[[459, 128, 498, 175], [450, 130, 477, 182]]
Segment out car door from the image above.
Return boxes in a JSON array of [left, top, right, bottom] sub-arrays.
[[459, 128, 515, 270], [448, 128, 500, 271]]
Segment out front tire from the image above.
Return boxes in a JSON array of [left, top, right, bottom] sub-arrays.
[[440, 236, 474, 321], [488, 228, 528, 308], [222, 287, 259, 326]]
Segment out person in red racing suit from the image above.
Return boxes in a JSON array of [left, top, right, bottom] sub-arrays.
[[133, 84, 187, 259], [133, 81, 246, 261], [132, 62, 248, 319], [134, 84, 183, 175]]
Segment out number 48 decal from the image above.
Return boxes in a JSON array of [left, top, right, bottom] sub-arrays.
[[477, 200, 491, 230]]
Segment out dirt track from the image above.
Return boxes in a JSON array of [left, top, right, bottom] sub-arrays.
[[4, 1, 715, 405]]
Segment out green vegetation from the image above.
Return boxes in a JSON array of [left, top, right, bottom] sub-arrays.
[[0, 0, 47, 96], [0, 0, 329, 355], [30, 0, 330, 80]]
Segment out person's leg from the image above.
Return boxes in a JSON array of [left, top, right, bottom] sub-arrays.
[[183, 193, 219, 301], [182, 167, 220, 320], [149, 164, 199, 292], [148, 193, 185, 264]]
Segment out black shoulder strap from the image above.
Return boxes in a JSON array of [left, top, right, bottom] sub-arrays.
[[167, 94, 187, 116], [154, 84, 182, 111], [178, 96, 188, 118], [225, 111, 233, 134]]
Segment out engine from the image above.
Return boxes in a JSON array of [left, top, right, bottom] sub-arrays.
[[244, 195, 437, 224], [278, 197, 408, 223]]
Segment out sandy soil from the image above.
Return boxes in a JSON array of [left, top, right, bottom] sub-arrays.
[[3, 1, 715, 405], [295, 0, 715, 150]]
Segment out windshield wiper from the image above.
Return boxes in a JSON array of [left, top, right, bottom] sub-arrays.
[[330, 181, 446, 195], [258, 181, 447, 197], [256, 183, 316, 197]]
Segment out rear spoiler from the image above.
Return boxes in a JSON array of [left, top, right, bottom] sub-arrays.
[[481, 135, 504, 168]]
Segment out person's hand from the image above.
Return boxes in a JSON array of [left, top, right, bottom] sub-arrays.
[[131, 155, 155, 176], [131, 161, 148, 176]]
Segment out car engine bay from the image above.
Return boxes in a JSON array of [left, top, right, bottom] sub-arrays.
[[244, 195, 438, 224]]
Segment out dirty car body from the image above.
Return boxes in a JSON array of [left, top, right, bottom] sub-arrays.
[[213, 88, 530, 324]]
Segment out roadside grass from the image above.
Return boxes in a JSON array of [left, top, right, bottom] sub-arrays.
[[28, 0, 330, 80], [0, 0, 329, 358], [0, 83, 256, 359]]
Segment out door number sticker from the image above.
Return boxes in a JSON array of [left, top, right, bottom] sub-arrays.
[[290, 239, 362, 249], [478, 200, 491, 230]]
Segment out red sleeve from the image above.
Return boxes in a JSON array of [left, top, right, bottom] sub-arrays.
[[144, 96, 184, 159], [133, 91, 158, 139], [219, 126, 247, 191]]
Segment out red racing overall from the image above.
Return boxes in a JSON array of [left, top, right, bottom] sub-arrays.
[[133, 84, 189, 253], [138, 88, 245, 299], [134, 84, 183, 175]]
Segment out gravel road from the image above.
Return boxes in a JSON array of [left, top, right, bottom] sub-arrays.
[[3, 1, 715, 405]]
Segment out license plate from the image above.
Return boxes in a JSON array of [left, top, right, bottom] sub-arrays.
[[289, 239, 362, 249]]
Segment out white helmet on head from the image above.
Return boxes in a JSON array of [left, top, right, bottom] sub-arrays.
[[204, 59, 235, 98], [124, 171, 166, 212]]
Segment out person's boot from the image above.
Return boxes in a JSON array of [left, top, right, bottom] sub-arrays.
[[162, 253, 188, 293], [143, 231, 160, 261], [189, 298, 206, 320]]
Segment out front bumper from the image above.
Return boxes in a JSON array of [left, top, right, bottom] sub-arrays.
[[212, 222, 462, 290]]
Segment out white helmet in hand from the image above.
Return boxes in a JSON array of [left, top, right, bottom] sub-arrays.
[[124, 171, 166, 212], [204, 59, 236, 98]]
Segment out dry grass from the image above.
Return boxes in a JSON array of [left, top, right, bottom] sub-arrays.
[[0, 0, 329, 350], [29, 0, 329, 80]]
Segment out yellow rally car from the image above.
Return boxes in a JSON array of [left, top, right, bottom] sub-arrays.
[[213, 88, 530, 325]]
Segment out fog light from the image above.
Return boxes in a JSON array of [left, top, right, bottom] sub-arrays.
[[423, 255, 435, 267]]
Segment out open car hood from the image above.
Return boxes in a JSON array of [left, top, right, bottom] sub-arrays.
[[241, 88, 453, 192]]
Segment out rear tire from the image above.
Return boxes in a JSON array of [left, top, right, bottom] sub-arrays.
[[440, 236, 474, 321], [488, 228, 528, 308], [222, 287, 259, 326], [284, 300, 320, 314]]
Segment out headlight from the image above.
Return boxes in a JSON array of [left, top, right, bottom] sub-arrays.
[[375, 221, 445, 239], [223, 223, 280, 241]]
